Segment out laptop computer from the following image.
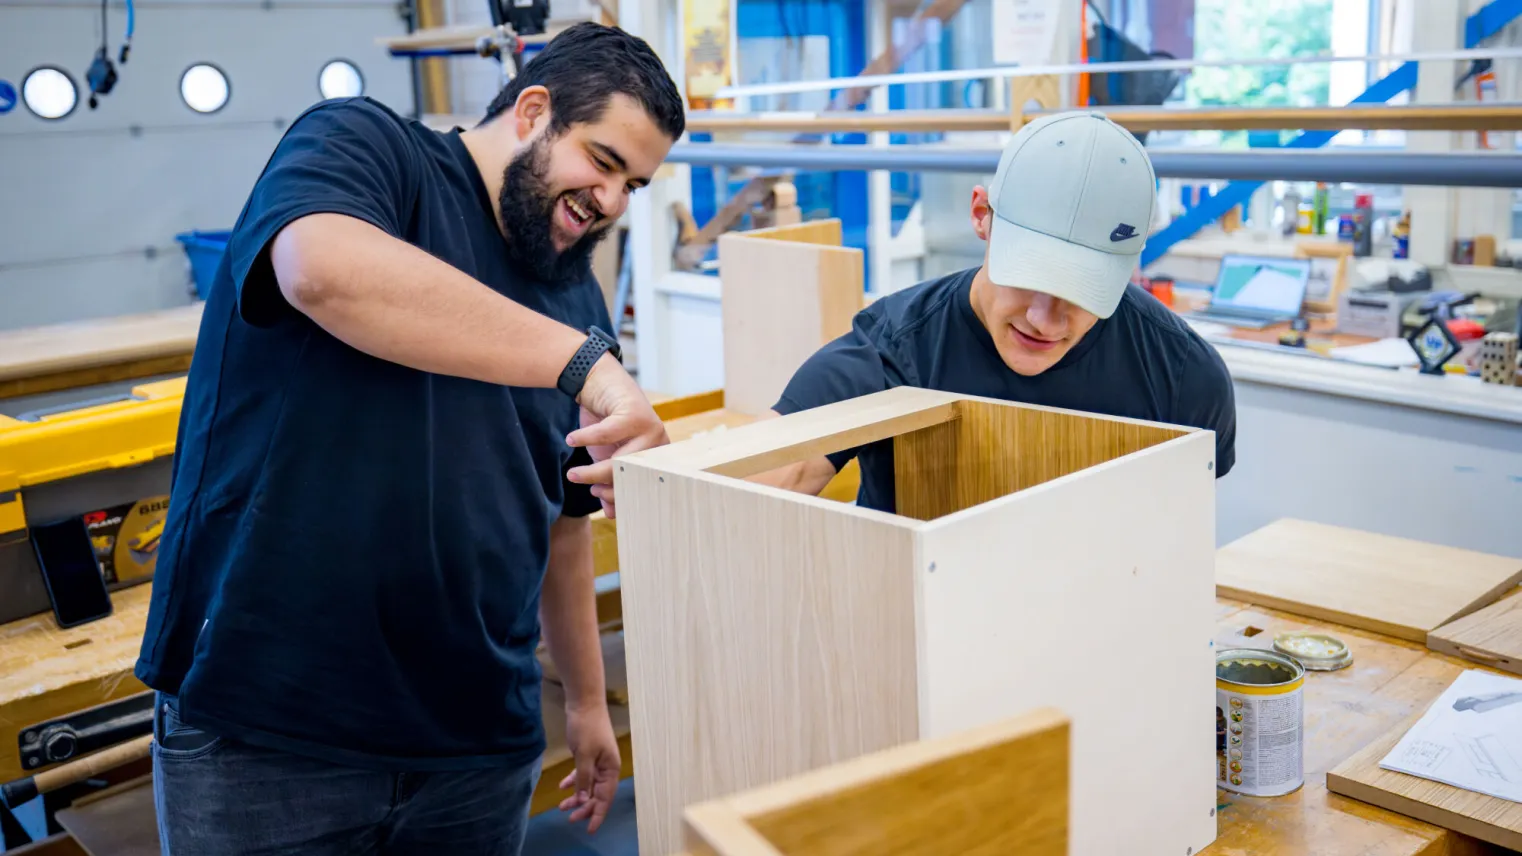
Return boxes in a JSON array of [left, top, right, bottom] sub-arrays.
[[1182, 254, 1313, 330]]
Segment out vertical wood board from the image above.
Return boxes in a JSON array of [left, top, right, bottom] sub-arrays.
[[915, 431, 1219, 856], [1216, 519, 1522, 643], [616, 461, 922, 856], [1428, 590, 1522, 677], [1327, 708, 1522, 852], [894, 399, 1189, 520], [718, 233, 864, 416]]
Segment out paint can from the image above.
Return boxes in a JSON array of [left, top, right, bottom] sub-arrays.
[[1216, 648, 1305, 797]]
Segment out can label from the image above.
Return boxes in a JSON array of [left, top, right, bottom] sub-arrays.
[[1216, 650, 1305, 797]]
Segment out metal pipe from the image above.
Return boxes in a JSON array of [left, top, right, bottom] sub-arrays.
[[713, 46, 1522, 99], [664, 144, 1522, 188]]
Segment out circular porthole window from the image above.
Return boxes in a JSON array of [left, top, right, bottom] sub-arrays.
[[318, 60, 364, 99], [22, 66, 78, 120], [180, 63, 229, 114]]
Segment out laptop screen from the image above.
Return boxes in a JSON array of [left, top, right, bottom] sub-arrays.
[[1212, 255, 1312, 315]]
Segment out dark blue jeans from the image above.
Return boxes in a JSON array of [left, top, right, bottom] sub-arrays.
[[152, 694, 540, 855]]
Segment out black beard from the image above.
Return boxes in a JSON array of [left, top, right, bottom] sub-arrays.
[[497, 136, 610, 285]]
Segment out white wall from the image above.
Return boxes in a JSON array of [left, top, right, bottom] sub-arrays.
[[0, 0, 414, 331]]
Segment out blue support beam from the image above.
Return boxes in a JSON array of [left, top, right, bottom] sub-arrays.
[[1141, 0, 1522, 268], [1469, 0, 1522, 47]]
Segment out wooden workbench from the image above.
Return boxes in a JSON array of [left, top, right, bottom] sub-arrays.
[[1208, 597, 1510, 855], [0, 306, 203, 400]]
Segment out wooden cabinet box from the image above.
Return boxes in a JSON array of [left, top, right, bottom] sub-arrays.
[[617, 387, 1220, 856]]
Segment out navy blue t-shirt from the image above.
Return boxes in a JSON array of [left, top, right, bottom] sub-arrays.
[[775, 267, 1236, 513], [135, 97, 608, 771]]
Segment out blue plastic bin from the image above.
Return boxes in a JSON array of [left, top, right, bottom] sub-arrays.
[[175, 229, 232, 299]]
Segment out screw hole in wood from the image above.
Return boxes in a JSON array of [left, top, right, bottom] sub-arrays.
[[64, 639, 92, 650], [1242, 626, 1264, 638]]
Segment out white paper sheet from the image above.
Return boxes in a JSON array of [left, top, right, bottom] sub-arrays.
[[1379, 669, 1522, 804], [1328, 337, 1421, 368]]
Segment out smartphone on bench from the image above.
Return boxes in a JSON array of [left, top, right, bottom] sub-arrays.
[[30, 517, 113, 628]]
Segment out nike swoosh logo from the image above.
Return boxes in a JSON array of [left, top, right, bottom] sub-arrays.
[[1110, 224, 1138, 242]]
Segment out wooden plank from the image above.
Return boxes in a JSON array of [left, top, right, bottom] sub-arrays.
[[616, 454, 922, 856], [628, 387, 964, 480], [0, 305, 201, 397], [893, 398, 1187, 520], [1328, 709, 1522, 853], [718, 229, 863, 416], [916, 430, 1218, 856], [1429, 589, 1522, 677], [0, 585, 152, 782], [685, 104, 1522, 134], [53, 774, 158, 856], [729, 219, 842, 247], [684, 708, 1069, 856], [653, 388, 726, 422], [1216, 519, 1522, 643], [0, 354, 193, 401]]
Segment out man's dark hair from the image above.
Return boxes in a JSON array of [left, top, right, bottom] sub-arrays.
[[481, 22, 685, 141]]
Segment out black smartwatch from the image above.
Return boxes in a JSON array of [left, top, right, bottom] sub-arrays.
[[557, 325, 622, 400]]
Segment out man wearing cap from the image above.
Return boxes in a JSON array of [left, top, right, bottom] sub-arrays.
[[755, 111, 1236, 509]]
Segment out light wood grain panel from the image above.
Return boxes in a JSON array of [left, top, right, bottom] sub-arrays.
[[917, 430, 1218, 856], [630, 387, 963, 479], [1428, 589, 1522, 677], [0, 585, 152, 782], [1328, 708, 1522, 852], [685, 709, 1069, 856], [718, 232, 863, 416], [732, 219, 842, 247], [894, 399, 1188, 520], [0, 305, 202, 385], [617, 461, 921, 856], [1216, 519, 1522, 643]]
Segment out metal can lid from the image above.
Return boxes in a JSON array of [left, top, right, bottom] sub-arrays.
[[1273, 632, 1352, 671]]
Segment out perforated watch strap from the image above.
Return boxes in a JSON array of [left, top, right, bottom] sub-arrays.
[[557, 327, 619, 399]]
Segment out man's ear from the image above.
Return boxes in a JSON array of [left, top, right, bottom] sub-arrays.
[[513, 85, 552, 141], [970, 185, 994, 242]]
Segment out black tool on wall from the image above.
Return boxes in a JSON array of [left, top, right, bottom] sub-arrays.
[[86, 0, 134, 109]]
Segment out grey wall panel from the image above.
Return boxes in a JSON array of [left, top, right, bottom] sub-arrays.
[[0, 250, 197, 330], [0, 126, 285, 265], [0, 0, 414, 327]]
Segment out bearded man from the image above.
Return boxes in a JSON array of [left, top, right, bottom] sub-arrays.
[[135, 23, 683, 855]]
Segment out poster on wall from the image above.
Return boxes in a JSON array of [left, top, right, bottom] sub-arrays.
[[992, 0, 1062, 66], [683, 0, 731, 106]]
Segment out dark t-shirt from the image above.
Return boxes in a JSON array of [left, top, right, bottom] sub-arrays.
[[775, 267, 1236, 512], [135, 97, 608, 771]]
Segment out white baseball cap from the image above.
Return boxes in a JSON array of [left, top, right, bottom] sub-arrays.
[[986, 111, 1157, 319]]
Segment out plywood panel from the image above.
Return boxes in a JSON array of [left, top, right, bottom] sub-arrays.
[[617, 463, 921, 856], [718, 231, 863, 417], [1216, 519, 1522, 643], [1429, 589, 1522, 677], [1328, 709, 1522, 852], [894, 399, 1189, 520], [916, 430, 1218, 856], [685, 708, 1070, 856]]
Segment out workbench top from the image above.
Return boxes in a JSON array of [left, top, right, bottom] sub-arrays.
[[0, 305, 203, 399], [3, 518, 1515, 853]]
